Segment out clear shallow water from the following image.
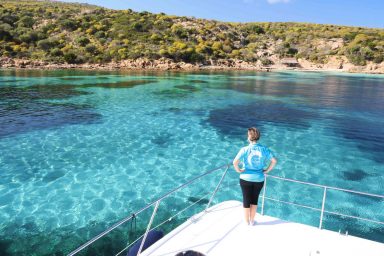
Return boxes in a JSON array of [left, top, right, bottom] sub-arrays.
[[0, 70, 383, 255]]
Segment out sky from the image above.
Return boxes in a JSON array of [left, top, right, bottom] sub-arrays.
[[60, 0, 384, 28]]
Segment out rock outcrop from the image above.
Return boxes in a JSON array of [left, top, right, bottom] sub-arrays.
[[0, 57, 383, 74]]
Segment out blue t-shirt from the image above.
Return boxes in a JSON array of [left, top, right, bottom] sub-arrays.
[[234, 143, 274, 182]]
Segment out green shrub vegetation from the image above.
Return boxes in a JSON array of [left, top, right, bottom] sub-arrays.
[[0, 0, 383, 65]]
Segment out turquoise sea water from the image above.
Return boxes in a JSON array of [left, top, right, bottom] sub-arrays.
[[0, 70, 383, 255]]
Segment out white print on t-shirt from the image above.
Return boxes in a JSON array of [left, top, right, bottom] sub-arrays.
[[247, 149, 262, 168]]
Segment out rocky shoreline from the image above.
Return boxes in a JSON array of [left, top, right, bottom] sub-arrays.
[[1, 57, 383, 74]]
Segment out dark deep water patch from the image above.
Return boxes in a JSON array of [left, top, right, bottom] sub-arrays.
[[174, 84, 200, 92], [188, 79, 208, 84], [80, 80, 153, 89], [167, 107, 183, 113], [151, 131, 174, 147], [0, 79, 26, 83], [153, 88, 191, 98], [0, 84, 96, 138], [0, 83, 93, 138], [0, 101, 102, 138], [0, 219, 116, 256], [330, 117, 384, 163], [60, 76, 111, 81], [0, 240, 12, 256], [0, 80, 153, 101], [151, 136, 169, 147], [215, 74, 384, 162], [207, 101, 318, 137], [220, 75, 384, 115], [59, 77, 87, 81], [0, 80, 152, 138], [0, 84, 90, 101]]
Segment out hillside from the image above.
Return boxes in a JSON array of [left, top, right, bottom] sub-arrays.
[[1, 0, 384, 73]]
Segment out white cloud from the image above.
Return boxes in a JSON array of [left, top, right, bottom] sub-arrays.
[[267, 0, 291, 4]]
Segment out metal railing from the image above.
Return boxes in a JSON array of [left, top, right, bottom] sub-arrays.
[[261, 174, 384, 229], [68, 163, 230, 256], [68, 164, 384, 256]]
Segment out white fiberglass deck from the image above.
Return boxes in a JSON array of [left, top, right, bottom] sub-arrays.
[[141, 200, 384, 256]]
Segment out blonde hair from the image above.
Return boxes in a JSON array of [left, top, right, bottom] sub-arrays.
[[248, 127, 260, 142]]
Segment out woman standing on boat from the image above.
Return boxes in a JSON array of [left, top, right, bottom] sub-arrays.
[[233, 127, 277, 225]]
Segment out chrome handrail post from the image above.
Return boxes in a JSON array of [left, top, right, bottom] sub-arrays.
[[319, 187, 327, 229], [206, 165, 230, 210], [137, 200, 160, 256], [261, 174, 267, 215]]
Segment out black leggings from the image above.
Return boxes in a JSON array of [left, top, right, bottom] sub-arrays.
[[240, 179, 264, 208]]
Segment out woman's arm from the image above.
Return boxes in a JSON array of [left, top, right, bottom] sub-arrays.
[[263, 157, 277, 174], [233, 159, 244, 173]]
